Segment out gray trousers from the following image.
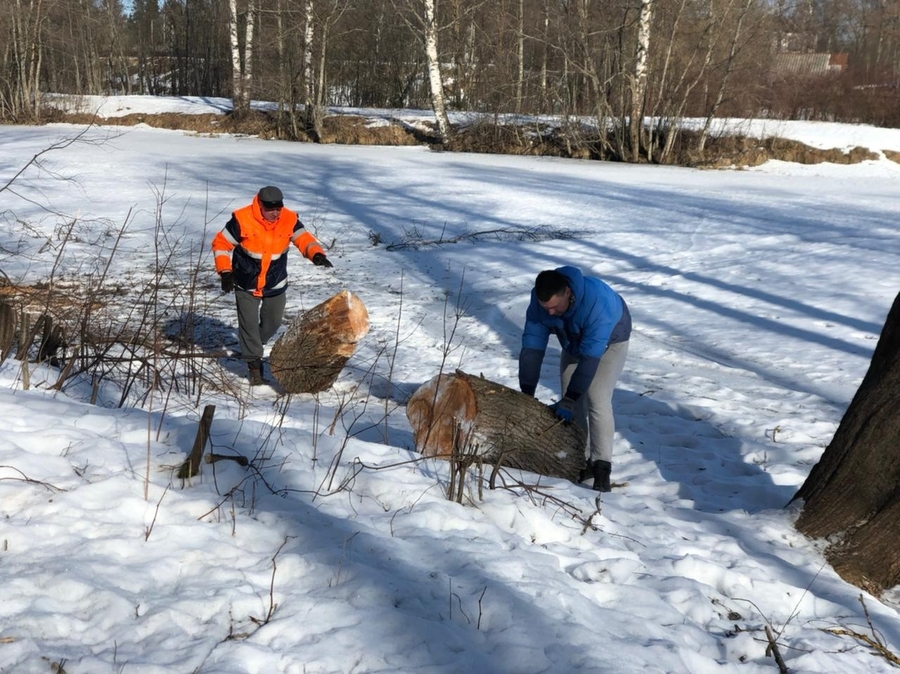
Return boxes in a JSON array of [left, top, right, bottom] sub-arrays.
[[560, 340, 629, 464], [235, 289, 286, 361]]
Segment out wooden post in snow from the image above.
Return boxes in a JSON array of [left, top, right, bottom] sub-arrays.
[[178, 404, 216, 480]]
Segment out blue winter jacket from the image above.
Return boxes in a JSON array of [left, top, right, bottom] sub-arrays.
[[518, 266, 631, 400]]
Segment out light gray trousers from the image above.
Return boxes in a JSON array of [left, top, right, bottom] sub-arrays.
[[560, 340, 629, 464], [235, 289, 286, 361]]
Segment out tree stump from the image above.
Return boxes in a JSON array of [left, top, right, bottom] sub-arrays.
[[270, 290, 369, 394], [0, 302, 15, 365], [792, 289, 900, 595], [406, 369, 587, 482]]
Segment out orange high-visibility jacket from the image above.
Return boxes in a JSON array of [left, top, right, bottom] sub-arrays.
[[211, 196, 325, 297]]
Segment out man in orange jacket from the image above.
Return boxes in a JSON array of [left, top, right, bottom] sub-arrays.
[[212, 186, 333, 385]]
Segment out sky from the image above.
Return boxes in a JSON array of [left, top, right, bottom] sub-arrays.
[[2, 96, 900, 674]]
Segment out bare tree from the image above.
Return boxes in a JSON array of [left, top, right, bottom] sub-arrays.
[[102, 0, 132, 95], [697, 0, 758, 155], [303, 0, 320, 138], [229, 0, 256, 115], [3, 0, 47, 120], [423, 0, 452, 141], [630, 0, 654, 161]]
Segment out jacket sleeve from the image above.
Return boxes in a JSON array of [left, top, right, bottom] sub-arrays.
[[519, 296, 551, 395], [518, 348, 545, 396], [211, 216, 240, 274], [563, 356, 601, 400], [291, 218, 326, 261]]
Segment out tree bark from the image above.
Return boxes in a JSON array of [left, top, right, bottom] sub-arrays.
[[303, 0, 323, 140], [407, 370, 587, 483], [423, 0, 452, 143], [793, 289, 900, 595], [229, 0, 254, 115], [0, 302, 16, 365], [630, 0, 654, 162], [269, 290, 369, 394]]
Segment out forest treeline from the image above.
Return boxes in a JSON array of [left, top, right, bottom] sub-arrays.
[[3, 0, 899, 163]]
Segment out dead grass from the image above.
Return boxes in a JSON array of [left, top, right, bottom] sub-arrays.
[[39, 108, 425, 146], [691, 135, 879, 169], [447, 121, 595, 159], [33, 107, 884, 168], [0, 279, 130, 323], [320, 116, 421, 146]]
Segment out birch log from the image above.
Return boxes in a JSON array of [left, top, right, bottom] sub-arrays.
[[406, 369, 586, 482], [270, 290, 369, 393]]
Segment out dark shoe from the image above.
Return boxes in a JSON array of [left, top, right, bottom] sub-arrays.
[[591, 460, 612, 492], [248, 359, 265, 386], [578, 461, 591, 483]]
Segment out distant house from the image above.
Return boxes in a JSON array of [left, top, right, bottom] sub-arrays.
[[773, 52, 848, 78]]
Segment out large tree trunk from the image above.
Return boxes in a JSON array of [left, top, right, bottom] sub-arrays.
[[407, 370, 587, 483], [792, 289, 900, 595], [269, 290, 369, 394]]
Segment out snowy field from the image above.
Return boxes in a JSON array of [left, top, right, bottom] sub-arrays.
[[1, 98, 900, 673]]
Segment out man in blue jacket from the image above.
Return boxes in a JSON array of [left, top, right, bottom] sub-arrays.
[[519, 266, 631, 491]]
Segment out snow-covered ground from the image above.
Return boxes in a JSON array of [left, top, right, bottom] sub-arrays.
[[2, 98, 900, 673]]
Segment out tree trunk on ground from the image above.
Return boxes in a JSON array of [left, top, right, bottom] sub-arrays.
[[269, 290, 369, 393], [406, 370, 587, 483], [792, 289, 900, 596]]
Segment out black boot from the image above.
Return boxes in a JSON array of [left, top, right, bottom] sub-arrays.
[[578, 460, 591, 483], [247, 359, 265, 386], [591, 460, 612, 492]]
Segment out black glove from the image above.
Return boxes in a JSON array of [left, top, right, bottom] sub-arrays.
[[550, 397, 576, 423], [312, 253, 333, 268], [220, 271, 234, 293]]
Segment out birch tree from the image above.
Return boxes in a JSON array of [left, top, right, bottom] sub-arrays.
[[423, 0, 452, 142], [629, 0, 654, 161], [303, 0, 320, 139], [515, 0, 524, 113], [229, 0, 255, 115]]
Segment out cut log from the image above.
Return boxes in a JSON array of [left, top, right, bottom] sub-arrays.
[[270, 290, 369, 394], [406, 369, 587, 482]]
